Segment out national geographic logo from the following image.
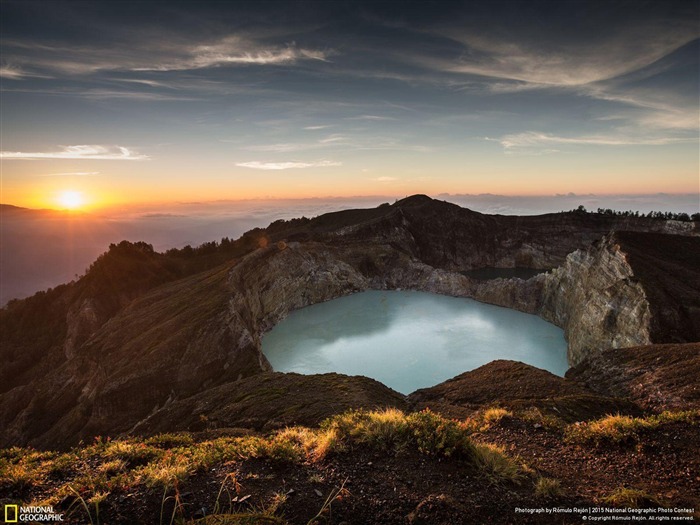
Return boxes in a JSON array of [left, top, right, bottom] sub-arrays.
[[4, 504, 64, 522], [4, 504, 18, 523]]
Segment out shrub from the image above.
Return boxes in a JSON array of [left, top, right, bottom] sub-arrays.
[[481, 408, 512, 424], [566, 410, 699, 446], [603, 487, 661, 508], [144, 433, 195, 449], [406, 409, 476, 458], [534, 476, 563, 498], [473, 443, 524, 485], [137, 453, 192, 488], [102, 441, 162, 467]]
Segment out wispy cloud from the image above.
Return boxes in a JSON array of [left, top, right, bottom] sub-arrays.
[[303, 125, 332, 130], [136, 43, 330, 72], [0, 64, 27, 79], [80, 89, 196, 101], [373, 176, 397, 182], [3, 36, 331, 76], [110, 78, 172, 88], [235, 160, 341, 170], [494, 131, 693, 153], [346, 115, 397, 121], [0, 145, 149, 160], [580, 85, 700, 131], [246, 134, 432, 154], [246, 143, 316, 153], [435, 24, 698, 87], [39, 171, 101, 177], [318, 134, 348, 144], [0, 63, 51, 80]]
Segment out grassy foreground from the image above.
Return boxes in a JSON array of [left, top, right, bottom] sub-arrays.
[[1, 407, 698, 524]]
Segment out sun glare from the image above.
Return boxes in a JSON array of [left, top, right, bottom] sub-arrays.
[[57, 190, 85, 210]]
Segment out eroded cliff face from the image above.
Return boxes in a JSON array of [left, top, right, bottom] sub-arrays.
[[538, 236, 652, 365], [224, 233, 658, 373], [470, 232, 700, 366]]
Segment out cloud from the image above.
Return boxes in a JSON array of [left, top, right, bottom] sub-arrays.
[[79, 89, 197, 101], [303, 125, 332, 130], [39, 171, 100, 177], [235, 160, 341, 170], [246, 134, 432, 154], [318, 134, 348, 144], [0, 64, 27, 79], [431, 19, 698, 87], [0, 63, 51, 79], [246, 143, 316, 153], [0, 145, 149, 160], [373, 176, 397, 182], [110, 78, 171, 88], [3, 35, 331, 76], [580, 85, 700, 131], [496, 131, 694, 152], [178, 39, 330, 69], [346, 115, 397, 121]]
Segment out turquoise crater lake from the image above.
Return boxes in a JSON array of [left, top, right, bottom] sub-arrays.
[[262, 290, 568, 395]]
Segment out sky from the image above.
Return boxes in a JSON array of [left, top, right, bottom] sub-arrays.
[[1, 0, 699, 211]]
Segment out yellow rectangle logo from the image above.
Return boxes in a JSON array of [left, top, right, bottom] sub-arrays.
[[5, 504, 18, 523]]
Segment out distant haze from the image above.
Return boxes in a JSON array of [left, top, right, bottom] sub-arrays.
[[1, 193, 697, 306]]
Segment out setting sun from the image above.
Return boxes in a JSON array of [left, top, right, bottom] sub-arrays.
[[57, 190, 84, 210]]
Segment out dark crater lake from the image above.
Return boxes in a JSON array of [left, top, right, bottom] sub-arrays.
[[262, 290, 568, 394]]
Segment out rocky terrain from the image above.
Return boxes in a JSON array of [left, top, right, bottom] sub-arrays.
[[1, 354, 698, 524], [1, 195, 699, 523], [0, 195, 698, 449]]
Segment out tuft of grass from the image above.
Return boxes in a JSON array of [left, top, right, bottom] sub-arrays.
[[138, 456, 192, 488], [47, 452, 80, 479], [317, 408, 478, 460], [307, 473, 324, 484], [145, 433, 195, 449], [566, 410, 699, 446], [356, 407, 410, 451], [250, 433, 304, 464], [0, 448, 56, 489], [406, 409, 476, 458], [481, 408, 512, 424], [98, 459, 126, 477], [603, 487, 662, 508], [0, 462, 35, 490], [473, 443, 525, 485], [307, 428, 341, 461], [520, 407, 565, 430], [534, 476, 563, 499], [102, 441, 162, 467]]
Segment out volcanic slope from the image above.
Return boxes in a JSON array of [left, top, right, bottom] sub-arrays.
[[0, 196, 698, 449]]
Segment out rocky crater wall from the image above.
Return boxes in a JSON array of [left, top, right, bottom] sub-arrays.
[[1, 197, 697, 449], [89, 229, 700, 446], [537, 235, 652, 365], [229, 230, 694, 374]]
